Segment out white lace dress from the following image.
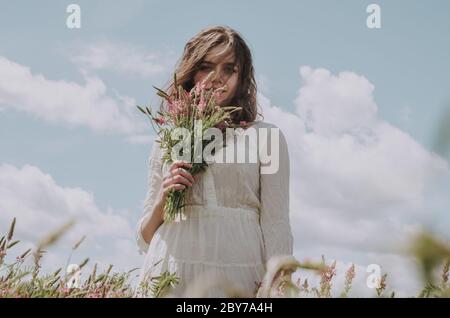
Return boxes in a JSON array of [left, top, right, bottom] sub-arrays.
[[134, 121, 294, 298]]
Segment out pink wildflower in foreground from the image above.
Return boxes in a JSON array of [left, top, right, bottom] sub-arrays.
[[198, 99, 207, 113], [156, 117, 166, 125]]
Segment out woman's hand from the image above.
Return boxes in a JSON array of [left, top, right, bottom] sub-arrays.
[[140, 160, 195, 246], [156, 160, 195, 207]]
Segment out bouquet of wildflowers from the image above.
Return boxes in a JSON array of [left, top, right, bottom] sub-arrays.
[[137, 71, 245, 222]]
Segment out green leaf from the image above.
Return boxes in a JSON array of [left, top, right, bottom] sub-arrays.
[[136, 105, 147, 115], [7, 240, 20, 249], [153, 85, 170, 99]]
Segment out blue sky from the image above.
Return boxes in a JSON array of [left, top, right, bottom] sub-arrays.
[[1, 0, 449, 296]]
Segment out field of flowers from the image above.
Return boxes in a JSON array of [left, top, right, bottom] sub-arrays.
[[0, 217, 449, 298]]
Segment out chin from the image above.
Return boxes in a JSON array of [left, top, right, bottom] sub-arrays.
[[215, 93, 231, 106], [217, 98, 230, 106]]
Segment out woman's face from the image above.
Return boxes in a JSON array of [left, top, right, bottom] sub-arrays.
[[193, 45, 240, 106]]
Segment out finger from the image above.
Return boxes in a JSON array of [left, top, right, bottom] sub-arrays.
[[162, 171, 173, 182], [162, 175, 178, 188], [168, 174, 192, 187], [172, 167, 195, 184], [163, 164, 186, 181], [170, 160, 193, 171], [162, 173, 192, 188], [163, 183, 186, 195]]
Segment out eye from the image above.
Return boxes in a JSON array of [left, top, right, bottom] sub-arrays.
[[225, 66, 237, 74], [199, 65, 212, 71], [225, 65, 237, 74]]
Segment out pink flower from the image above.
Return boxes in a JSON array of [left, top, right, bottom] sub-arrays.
[[240, 121, 247, 126], [198, 100, 207, 113], [156, 117, 166, 125], [167, 101, 175, 114], [176, 100, 186, 112], [194, 82, 207, 95], [167, 100, 183, 117]]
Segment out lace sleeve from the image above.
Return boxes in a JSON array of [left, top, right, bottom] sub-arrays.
[[136, 140, 163, 255], [259, 124, 294, 267]]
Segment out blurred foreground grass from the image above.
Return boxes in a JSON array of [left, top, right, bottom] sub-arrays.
[[0, 217, 449, 298]]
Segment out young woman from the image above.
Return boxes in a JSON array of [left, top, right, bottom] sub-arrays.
[[135, 25, 293, 297]]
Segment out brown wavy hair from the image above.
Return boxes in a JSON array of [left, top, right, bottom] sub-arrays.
[[159, 25, 263, 124]]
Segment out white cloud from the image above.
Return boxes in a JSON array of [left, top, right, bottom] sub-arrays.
[[296, 66, 378, 137], [0, 56, 146, 134], [257, 65, 450, 296], [69, 41, 176, 78], [0, 163, 142, 275]]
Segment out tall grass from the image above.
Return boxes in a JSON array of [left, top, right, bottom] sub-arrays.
[[0, 218, 449, 298]]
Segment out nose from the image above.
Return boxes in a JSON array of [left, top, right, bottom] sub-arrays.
[[207, 69, 227, 89]]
